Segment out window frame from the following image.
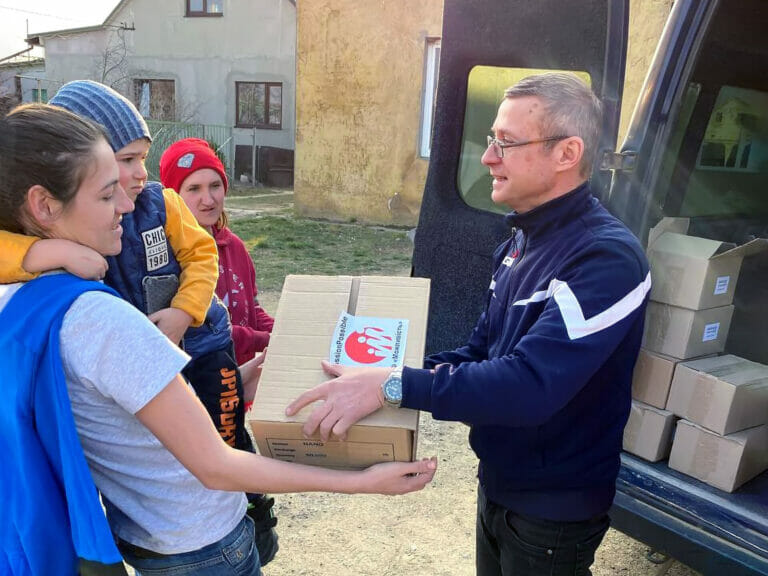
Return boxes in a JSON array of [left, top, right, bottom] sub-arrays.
[[185, 0, 223, 17], [419, 38, 441, 158], [235, 81, 283, 130], [133, 78, 176, 121], [31, 88, 48, 103]]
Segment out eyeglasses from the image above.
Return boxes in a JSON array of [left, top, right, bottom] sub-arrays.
[[486, 135, 571, 158]]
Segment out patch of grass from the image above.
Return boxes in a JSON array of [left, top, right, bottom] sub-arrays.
[[226, 195, 293, 209], [229, 215, 414, 293], [227, 185, 291, 197]]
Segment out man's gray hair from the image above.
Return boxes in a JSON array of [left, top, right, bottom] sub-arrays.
[[505, 73, 602, 176]]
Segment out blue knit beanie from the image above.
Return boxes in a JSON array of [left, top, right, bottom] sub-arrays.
[[49, 80, 152, 152]]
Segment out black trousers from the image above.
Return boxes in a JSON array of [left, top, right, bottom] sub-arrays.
[[476, 486, 609, 576], [79, 559, 128, 575], [182, 346, 254, 452], [182, 346, 279, 566]]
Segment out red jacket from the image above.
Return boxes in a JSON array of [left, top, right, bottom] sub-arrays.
[[213, 226, 274, 363]]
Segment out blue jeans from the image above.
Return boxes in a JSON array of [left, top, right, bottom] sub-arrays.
[[118, 516, 260, 576], [476, 486, 609, 576]]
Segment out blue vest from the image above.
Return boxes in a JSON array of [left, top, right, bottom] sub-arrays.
[[0, 275, 123, 575], [104, 181, 231, 358]]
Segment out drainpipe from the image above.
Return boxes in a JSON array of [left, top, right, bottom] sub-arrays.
[[251, 127, 257, 185]]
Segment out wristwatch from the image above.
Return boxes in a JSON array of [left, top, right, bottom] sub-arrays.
[[381, 368, 403, 408]]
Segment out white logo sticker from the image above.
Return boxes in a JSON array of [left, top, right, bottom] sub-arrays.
[[702, 322, 720, 342], [714, 276, 730, 295], [142, 226, 169, 271], [177, 153, 195, 168], [502, 256, 515, 267]]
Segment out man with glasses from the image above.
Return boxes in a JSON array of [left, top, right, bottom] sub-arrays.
[[287, 73, 651, 576]]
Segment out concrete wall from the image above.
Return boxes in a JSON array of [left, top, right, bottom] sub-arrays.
[[0, 61, 46, 104], [618, 0, 674, 144], [42, 30, 111, 88], [41, 0, 296, 152], [295, 0, 443, 226]]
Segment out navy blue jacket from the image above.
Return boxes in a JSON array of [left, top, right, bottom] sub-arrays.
[[404, 183, 651, 521], [105, 181, 231, 358], [0, 275, 122, 575]]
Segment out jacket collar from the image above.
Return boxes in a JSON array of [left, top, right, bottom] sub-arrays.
[[212, 225, 233, 247], [504, 181, 593, 244]]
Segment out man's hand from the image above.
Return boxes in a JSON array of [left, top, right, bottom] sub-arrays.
[[285, 361, 392, 441], [240, 350, 266, 406], [148, 307, 193, 345], [23, 238, 108, 280]]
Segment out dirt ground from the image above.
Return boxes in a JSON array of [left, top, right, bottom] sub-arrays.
[[260, 412, 700, 576], [124, 196, 703, 575], [123, 413, 701, 576], [238, 198, 701, 576]]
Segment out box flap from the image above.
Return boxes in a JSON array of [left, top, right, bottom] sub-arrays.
[[679, 419, 750, 446], [681, 354, 768, 387], [648, 217, 689, 246], [710, 238, 768, 261], [650, 232, 727, 260]]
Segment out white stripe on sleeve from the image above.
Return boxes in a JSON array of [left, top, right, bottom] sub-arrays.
[[513, 272, 652, 340]]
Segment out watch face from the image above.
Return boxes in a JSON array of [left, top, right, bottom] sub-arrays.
[[384, 377, 403, 402]]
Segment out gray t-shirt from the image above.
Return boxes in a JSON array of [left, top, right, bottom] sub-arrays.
[[0, 283, 246, 554]]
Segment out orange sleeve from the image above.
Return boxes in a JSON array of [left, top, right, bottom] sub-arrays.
[[0, 231, 41, 282], [162, 188, 219, 327]]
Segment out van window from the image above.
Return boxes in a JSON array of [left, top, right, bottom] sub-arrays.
[[458, 66, 592, 214], [650, 0, 768, 364], [662, 85, 768, 220]]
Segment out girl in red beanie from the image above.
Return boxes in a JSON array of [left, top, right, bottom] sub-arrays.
[[160, 138, 274, 366], [160, 138, 280, 564]]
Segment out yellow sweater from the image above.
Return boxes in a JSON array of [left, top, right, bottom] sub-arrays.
[[0, 188, 217, 327]]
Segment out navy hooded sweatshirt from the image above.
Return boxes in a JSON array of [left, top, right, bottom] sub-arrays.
[[403, 183, 651, 522]]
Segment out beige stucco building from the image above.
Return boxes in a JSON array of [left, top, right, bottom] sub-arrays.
[[620, 0, 675, 143], [295, 0, 443, 226], [295, 0, 673, 226]]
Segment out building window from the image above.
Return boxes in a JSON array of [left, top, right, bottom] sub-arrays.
[[31, 88, 48, 103], [696, 85, 764, 172], [134, 79, 176, 121], [236, 81, 282, 129], [420, 38, 441, 158], [186, 0, 223, 16]]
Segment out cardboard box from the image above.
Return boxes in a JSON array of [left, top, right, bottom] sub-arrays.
[[631, 348, 715, 409], [623, 400, 677, 462], [665, 355, 768, 435], [247, 275, 430, 469], [643, 302, 733, 359], [631, 349, 679, 409], [668, 420, 768, 492], [647, 217, 768, 310]]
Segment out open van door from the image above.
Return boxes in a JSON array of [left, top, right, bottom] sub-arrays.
[[413, 0, 629, 353], [602, 1, 768, 572]]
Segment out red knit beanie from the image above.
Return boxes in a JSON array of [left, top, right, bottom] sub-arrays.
[[159, 138, 228, 195]]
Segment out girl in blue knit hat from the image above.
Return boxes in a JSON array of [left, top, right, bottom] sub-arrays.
[[0, 81, 283, 564], [0, 103, 436, 576]]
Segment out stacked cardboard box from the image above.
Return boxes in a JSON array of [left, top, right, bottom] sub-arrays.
[[667, 356, 768, 491], [640, 217, 766, 358], [624, 349, 681, 461], [625, 218, 768, 469], [246, 275, 430, 470], [623, 400, 676, 462]]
